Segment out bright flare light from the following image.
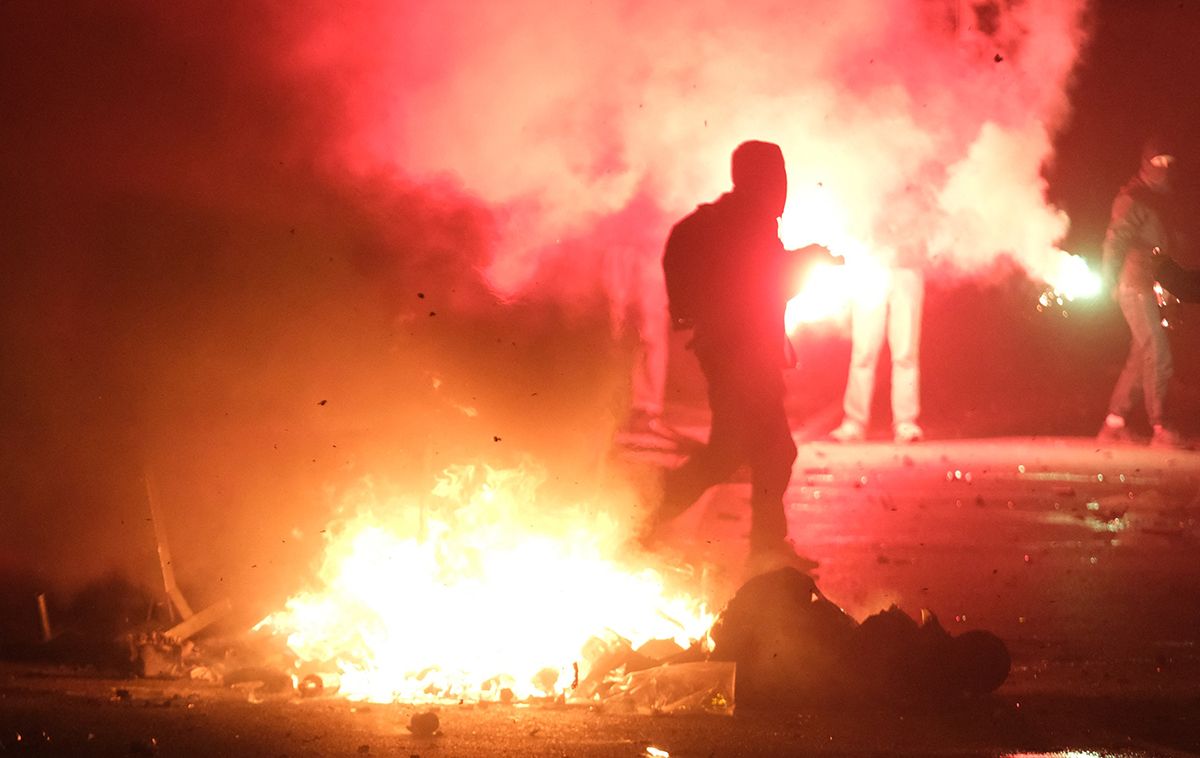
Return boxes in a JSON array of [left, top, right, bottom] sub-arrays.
[[256, 463, 713, 704], [784, 256, 893, 333], [778, 186, 893, 332], [785, 262, 852, 330], [778, 183, 870, 259], [1041, 250, 1101, 302]]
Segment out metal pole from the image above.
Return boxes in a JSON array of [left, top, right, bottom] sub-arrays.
[[36, 593, 53, 642]]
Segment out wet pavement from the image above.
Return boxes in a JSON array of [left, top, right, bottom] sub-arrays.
[[3, 435, 1200, 756]]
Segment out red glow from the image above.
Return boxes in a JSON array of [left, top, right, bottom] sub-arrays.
[[288, 1, 1088, 301]]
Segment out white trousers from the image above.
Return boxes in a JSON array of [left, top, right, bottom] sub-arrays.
[[606, 243, 669, 417], [842, 267, 924, 428]]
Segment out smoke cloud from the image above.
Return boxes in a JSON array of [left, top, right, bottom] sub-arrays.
[[297, 0, 1089, 287], [0, 0, 1091, 614]]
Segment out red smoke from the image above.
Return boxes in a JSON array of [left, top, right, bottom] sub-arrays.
[[284, 0, 1089, 294], [0, 0, 1094, 602]]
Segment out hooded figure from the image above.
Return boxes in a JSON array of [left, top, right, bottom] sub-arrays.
[[649, 141, 831, 572], [1098, 137, 1184, 448]]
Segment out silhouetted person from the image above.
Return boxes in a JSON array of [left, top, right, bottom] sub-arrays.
[[1098, 138, 1184, 448], [644, 140, 830, 571]]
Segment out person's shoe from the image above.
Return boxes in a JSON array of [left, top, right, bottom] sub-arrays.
[[1151, 425, 1187, 449], [894, 421, 924, 444], [1097, 415, 1133, 445], [744, 539, 819, 579], [827, 420, 865, 443]]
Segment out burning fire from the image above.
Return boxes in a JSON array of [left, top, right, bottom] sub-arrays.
[[257, 463, 713, 703]]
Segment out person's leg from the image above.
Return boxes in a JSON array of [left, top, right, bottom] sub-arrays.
[[631, 254, 669, 422], [888, 269, 924, 429], [1107, 288, 1148, 422], [652, 349, 743, 530], [1136, 296, 1173, 427], [745, 370, 797, 551], [839, 274, 890, 433]]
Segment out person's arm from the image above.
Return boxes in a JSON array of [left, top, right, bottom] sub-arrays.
[[781, 243, 840, 300], [786, 243, 839, 276]]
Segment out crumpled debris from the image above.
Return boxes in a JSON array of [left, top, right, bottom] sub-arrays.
[[605, 662, 735, 715], [225, 665, 294, 702], [127, 632, 193, 679], [189, 665, 220, 683], [710, 568, 1010, 709]]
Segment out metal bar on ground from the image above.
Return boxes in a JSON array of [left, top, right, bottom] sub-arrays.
[[164, 599, 232, 642], [144, 468, 194, 621], [36, 593, 53, 642]]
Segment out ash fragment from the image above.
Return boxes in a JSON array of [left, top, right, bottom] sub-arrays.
[[408, 711, 440, 736]]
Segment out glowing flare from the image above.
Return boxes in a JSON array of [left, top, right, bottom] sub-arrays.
[[785, 263, 851, 330], [784, 255, 892, 332], [1042, 251, 1101, 301], [257, 464, 713, 704]]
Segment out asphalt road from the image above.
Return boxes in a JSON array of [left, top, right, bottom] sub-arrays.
[[2, 435, 1199, 756]]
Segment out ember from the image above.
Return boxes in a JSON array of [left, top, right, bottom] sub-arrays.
[[256, 463, 713, 703]]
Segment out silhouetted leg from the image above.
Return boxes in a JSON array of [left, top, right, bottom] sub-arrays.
[[651, 348, 744, 530], [742, 363, 796, 551]]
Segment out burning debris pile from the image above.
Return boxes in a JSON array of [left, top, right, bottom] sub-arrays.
[[254, 462, 715, 705], [247, 462, 1010, 712], [0, 463, 1012, 717]]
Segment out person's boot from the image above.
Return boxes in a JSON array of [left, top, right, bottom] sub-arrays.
[[1151, 425, 1187, 449], [744, 539, 819, 580]]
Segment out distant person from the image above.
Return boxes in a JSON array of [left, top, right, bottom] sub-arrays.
[[829, 182, 930, 444], [641, 140, 833, 572], [827, 253, 925, 444], [1097, 139, 1185, 448], [607, 238, 673, 440]]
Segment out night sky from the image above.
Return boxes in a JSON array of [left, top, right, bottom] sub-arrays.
[[1, 0, 1198, 613]]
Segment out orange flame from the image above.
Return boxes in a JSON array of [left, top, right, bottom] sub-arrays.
[[256, 463, 713, 703]]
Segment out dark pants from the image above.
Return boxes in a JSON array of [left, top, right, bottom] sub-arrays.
[[1109, 286, 1172, 426], [654, 343, 798, 551]]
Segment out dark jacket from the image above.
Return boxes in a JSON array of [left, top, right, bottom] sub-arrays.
[[664, 192, 799, 367], [1102, 179, 1177, 292]]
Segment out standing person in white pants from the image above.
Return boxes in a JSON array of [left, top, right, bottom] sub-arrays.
[[828, 257, 925, 444]]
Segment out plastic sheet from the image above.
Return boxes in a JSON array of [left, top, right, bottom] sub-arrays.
[[606, 661, 735, 715]]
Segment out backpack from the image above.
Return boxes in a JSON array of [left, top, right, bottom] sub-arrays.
[[662, 203, 719, 327]]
